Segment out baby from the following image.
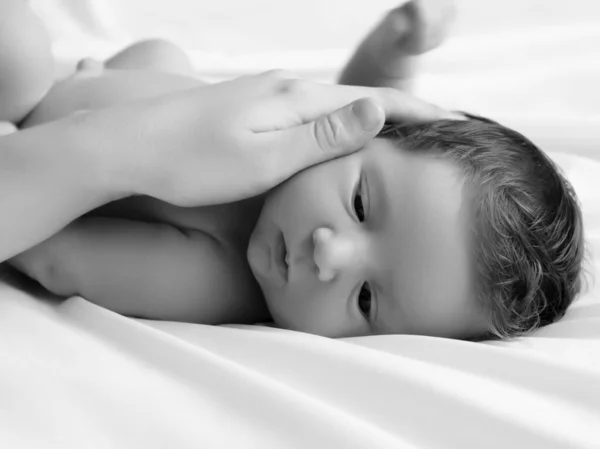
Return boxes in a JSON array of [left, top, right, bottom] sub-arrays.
[[5, 1, 584, 340]]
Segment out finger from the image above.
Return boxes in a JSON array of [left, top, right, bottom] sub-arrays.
[[246, 69, 302, 96], [279, 80, 463, 126], [329, 85, 463, 123], [259, 98, 384, 185], [0, 121, 17, 136]]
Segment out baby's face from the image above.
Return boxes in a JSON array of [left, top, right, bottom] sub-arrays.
[[248, 138, 489, 338]]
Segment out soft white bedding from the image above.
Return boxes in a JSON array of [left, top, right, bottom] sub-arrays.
[[2, 1, 600, 447]]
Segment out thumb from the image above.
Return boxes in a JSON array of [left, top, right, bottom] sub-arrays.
[[265, 98, 385, 181], [0, 121, 17, 136]]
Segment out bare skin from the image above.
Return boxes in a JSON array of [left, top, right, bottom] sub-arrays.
[[17, 43, 272, 325], [9, 1, 471, 336]]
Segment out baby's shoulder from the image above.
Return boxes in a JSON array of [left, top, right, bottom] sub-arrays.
[[159, 226, 268, 325], [91, 195, 257, 235]]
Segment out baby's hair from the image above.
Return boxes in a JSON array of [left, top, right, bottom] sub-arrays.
[[378, 115, 585, 341]]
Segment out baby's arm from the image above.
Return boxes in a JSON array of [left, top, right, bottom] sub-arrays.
[[339, 0, 454, 90], [9, 218, 260, 324]]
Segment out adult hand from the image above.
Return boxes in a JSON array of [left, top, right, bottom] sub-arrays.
[[79, 70, 461, 206]]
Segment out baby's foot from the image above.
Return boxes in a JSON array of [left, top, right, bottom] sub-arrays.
[[379, 0, 456, 58], [339, 0, 455, 88]]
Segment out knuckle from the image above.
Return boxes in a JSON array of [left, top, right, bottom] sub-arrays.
[[316, 113, 346, 152], [276, 77, 306, 95], [259, 70, 307, 95], [264, 68, 288, 78], [262, 69, 293, 84], [253, 70, 285, 89]]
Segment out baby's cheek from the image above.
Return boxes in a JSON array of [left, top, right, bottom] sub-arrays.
[[273, 284, 353, 337]]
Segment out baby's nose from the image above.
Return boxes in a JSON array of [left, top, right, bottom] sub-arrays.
[[312, 227, 357, 282]]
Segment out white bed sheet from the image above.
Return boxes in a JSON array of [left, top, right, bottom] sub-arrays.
[[2, 1, 600, 448]]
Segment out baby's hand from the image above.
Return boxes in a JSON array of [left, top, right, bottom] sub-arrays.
[[377, 0, 455, 56]]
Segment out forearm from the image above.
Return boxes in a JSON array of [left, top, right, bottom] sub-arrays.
[[0, 118, 125, 262]]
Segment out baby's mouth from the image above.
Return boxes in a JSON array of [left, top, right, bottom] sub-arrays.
[[276, 230, 289, 282]]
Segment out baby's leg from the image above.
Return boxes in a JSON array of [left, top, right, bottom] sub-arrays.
[[104, 39, 195, 76], [338, 0, 454, 91]]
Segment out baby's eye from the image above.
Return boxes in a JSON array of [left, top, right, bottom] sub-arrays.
[[358, 282, 372, 318], [353, 181, 365, 222]]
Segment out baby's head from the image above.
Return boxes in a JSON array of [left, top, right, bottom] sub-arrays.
[[247, 116, 584, 340]]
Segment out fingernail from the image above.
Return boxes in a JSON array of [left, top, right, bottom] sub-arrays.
[[352, 99, 383, 132]]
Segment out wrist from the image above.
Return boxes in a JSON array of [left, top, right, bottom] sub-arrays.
[[64, 110, 136, 203]]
